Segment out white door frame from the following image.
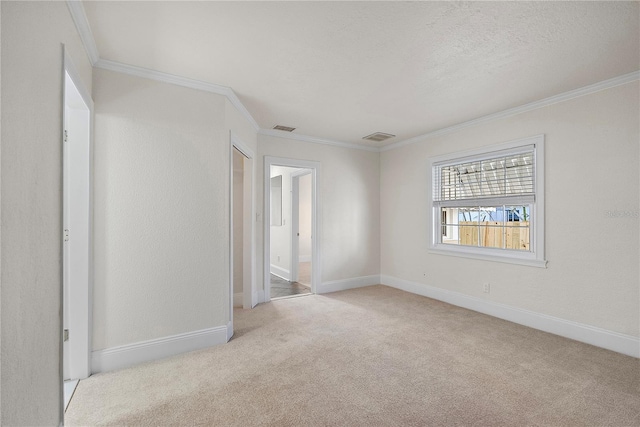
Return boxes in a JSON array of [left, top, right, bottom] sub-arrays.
[[229, 133, 257, 337], [62, 49, 93, 381], [290, 169, 312, 283], [264, 157, 320, 302]]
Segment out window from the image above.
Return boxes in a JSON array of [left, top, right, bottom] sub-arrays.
[[429, 135, 546, 267]]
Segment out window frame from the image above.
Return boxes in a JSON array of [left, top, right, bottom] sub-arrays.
[[428, 135, 547, 268]]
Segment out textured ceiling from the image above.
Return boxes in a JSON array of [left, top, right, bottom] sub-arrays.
[[83, 1, 639, 147]]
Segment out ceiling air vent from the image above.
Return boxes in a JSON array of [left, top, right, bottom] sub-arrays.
[[273, 125, 296, 132], [362, 132, 396, 142]]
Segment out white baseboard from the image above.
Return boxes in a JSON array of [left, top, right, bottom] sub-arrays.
[[233, 292, 243, 307], [92, 325, 228, 373], [318, 275, 381, 294], [380, 274, 639, 358], [270, 264, 290, 281], [299, 255, 311, 263]]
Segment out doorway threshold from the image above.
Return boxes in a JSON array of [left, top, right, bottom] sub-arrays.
[[271, 293, 313, 301]]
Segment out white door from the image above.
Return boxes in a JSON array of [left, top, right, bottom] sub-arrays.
[[290, 170, 312, 283], [63, 67, 92, 380], [63, 107, 71, 380]]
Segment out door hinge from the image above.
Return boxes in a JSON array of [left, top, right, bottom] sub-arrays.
[[64, 229, 70, 242], [64, 130, 68, 143], [63, 329, 69, 342]]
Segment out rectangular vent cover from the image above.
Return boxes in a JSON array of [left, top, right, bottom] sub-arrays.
[[273, 125, 296, 132], [362, 132, 396, 142]]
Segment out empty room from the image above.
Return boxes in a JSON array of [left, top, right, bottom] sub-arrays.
[[1, 1, 638, 426]]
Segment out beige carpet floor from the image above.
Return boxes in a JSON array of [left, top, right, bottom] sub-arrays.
[[66, 285, 639, 426]]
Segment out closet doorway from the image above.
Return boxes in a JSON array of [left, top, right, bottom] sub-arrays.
[[229, 133, 256, 338]]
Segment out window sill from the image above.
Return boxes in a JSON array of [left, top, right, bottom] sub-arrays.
[[429, 246, 548, 268]]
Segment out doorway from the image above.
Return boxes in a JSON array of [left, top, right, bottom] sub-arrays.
[[232, 148, 245, 312], [229, 134, 256, 338], [62, 51, 93, 412], [264, 157, 320, 302]]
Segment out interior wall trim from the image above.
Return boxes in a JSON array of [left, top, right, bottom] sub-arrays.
[[92, 59, 376, 152], [66, 0, 261, 132], [380, 275, 640, 358], [66, 0, 99, 65], [94, 59, 260, 131], [91, 326, 228, 374], [381, 71, 640, 152], [258, 128, 380, 152], [67, 0, 639, 155]]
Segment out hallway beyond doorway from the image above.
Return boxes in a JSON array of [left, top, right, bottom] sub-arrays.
[[271, 262, 312, 299]]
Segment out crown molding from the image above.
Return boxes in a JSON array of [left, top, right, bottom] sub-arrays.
[[64, 0, 372, 153], [66, 0, 99, 65], [260, 70, 640, 153], [95, 59, 260, 131], [65, 0, 638, 155], [258, 128, 380, 152], [226, 94, 261, 132], [66, 0, 260, 131], [381, 70, 640, 152]]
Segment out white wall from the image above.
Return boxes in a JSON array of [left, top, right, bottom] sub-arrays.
[[381, 81, 639, 337], [259, 135, 381, 291], [1, 1, 92, 425], [91, 68, 258, 364], [92, 68, 230, 350]]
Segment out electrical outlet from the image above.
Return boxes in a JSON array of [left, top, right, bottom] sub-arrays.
[[483, 283, 490, 293]]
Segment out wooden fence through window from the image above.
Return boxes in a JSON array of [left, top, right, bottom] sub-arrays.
[[459, 221, 530, 250]]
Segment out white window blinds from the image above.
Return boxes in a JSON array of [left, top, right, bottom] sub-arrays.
[[433, 146, 535, 207]]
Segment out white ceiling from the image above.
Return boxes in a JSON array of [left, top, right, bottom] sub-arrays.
[[83, 1, 639, 147]]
